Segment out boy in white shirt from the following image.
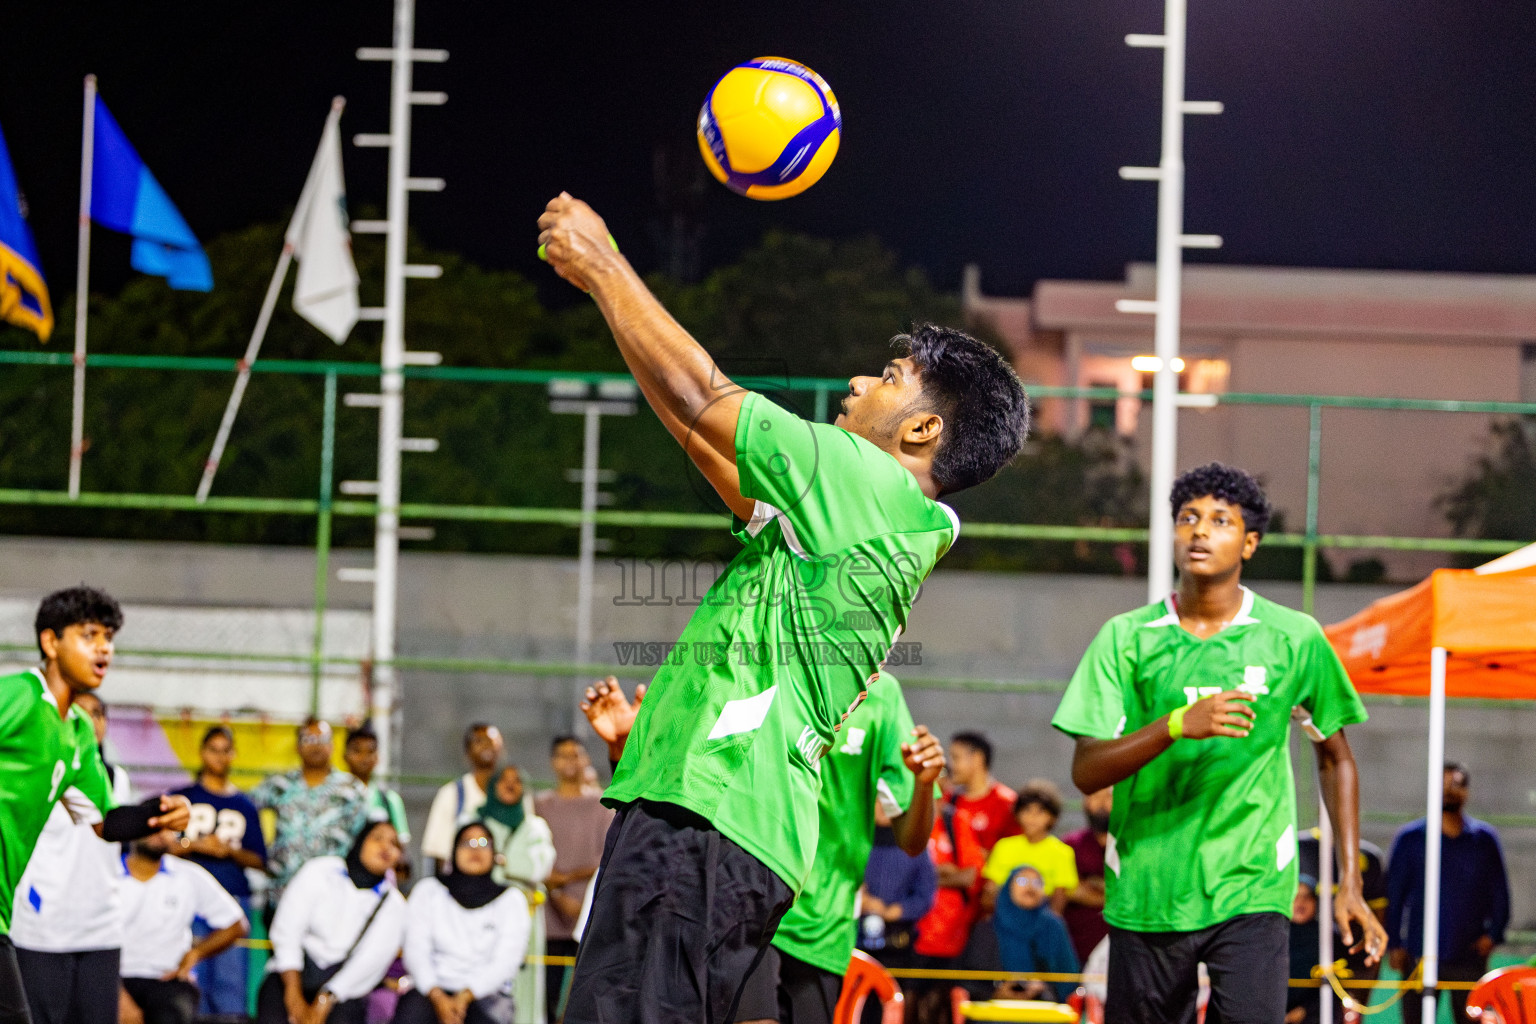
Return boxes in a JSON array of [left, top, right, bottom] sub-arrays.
[[117, 831, 247, 1024]]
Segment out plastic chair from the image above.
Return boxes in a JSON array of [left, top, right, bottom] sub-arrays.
[[833, 950, 905, 1024], [1468, 965, 1536, 1023]]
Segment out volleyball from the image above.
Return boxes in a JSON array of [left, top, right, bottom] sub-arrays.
[[697, 57, 842, 201]]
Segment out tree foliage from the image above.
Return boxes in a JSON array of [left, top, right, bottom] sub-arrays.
[[1439, 417, 1536, 545], [0, 220, 1144, 572]]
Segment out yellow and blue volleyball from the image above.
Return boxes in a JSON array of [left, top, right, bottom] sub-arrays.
[[697, 57, 841, 201]]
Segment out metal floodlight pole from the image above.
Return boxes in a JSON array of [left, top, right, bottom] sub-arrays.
[[1121, 0, 1222, 603], [69, 75, 97, 500], [551, 380, 637, 732], [352, 0, 447, 774]]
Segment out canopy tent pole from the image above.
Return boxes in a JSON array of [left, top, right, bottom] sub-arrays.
[[1420, 645, 1448, 1022], [1317, 793, 1335, 1024]]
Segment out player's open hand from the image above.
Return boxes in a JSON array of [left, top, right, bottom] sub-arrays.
[[901, 725, 946, 786], [1335, 879, 1388, 967], [149, 794, 192, 833], [538, 193, 617, 293], [1180, 690, 1256, 740], [580, 676, 647, 761]]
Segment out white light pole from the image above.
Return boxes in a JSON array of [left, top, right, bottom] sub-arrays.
[[1117, 0, 1223, 603], [346, 0, 448, 775], [550, 379, 637, 731]]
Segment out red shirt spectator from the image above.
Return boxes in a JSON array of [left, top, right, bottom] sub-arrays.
[[946, 731, 1020, 854], [915, 801, 987, 959]]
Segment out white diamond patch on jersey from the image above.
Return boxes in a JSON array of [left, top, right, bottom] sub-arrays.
[[706, 685, 779, 740]]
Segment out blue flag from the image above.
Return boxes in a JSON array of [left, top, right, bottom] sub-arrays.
[[0, 120, 53, 340], [90, 96, 211, 291]]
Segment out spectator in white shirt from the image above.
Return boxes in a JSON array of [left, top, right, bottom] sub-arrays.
[[421, 725, 503, 872], [398, 822, 531, 1024], [256, 821, 407, 1024], [116, 829, 248, 1024]]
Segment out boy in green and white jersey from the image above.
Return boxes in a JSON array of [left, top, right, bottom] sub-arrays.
[[1052, 464, 1386, 1024], [0, 587, 191, 1024], [540, 195, 1027, 1024], [581, 675, 944, 1024]]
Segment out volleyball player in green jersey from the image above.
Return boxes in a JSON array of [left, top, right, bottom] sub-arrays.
[[0, 587, 191, 1024], [582, 675, 943, 1024], [1052, 465, 1387, 1024], [540, 195, 1027, 1024]]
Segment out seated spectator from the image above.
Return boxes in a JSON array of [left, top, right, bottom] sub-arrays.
[[982, 780, 1078, 915], [250, 719, 368, 918], [988, 866, 1079, 1004], [256, 821, 407, 1024], [480, 766, 556, 1024], [912, 795, 987, 1024], [859, 801, 937, 969], [171, 724, 267, 1020], [947, 732, 1020, 855], [1061, 785, 1111, 965], [116, 829, 249, 1024], [1286, 876, 1321, 1024], [421, 724, 503, 872], [398, 823, 532, 1024]]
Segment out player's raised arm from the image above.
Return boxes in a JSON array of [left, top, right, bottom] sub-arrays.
[[538, 194, 754, 520]]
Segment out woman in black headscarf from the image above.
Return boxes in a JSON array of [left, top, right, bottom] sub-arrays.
[[397, 822, 532, 1024], [256, 821, 408, 1024]]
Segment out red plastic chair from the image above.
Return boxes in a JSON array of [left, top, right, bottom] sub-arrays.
[[833, 950, 905, 1024], [1467, 965, 1536, 1023]]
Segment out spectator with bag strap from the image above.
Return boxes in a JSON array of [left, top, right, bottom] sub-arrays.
[[256, 821, 406, 1024]]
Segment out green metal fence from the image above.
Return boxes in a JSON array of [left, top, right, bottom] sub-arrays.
[[1, 347, 1531, 700]]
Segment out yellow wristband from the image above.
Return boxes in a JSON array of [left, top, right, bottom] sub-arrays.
[[1168, 705, 1187, 740]]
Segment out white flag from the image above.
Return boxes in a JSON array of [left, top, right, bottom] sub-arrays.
[[286, 101, 359, 343]]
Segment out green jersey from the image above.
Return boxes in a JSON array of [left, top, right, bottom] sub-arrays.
[[0, 670, 116, 934], [772, 673, 919, 974], [605, 392, 957, 889], [1051, 588, 1367, 932]]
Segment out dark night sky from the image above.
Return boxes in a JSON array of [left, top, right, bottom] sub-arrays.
[[4, 1, 1536, 303]]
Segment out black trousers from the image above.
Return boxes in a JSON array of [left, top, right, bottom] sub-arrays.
[[546, 937, 579, 1023], [1106, 913, 1290, 1024], [393, 989, 514, 1024], [13, 946, 120, 1024], [120, 978, 198, 1024], [1398, 955, 1488, 1024], [565, 800, 794, 1024], [254, 972, 368, 1024], [0, 939, 32, 1024]]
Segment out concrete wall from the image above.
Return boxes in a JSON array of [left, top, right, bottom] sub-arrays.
[[3, 535, 1533, 928]]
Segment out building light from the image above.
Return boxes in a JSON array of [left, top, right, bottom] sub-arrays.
[[1130, 356, 1185, 373]]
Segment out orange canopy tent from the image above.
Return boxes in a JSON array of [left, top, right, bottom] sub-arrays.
[[1323, 542, 1536, 1020]]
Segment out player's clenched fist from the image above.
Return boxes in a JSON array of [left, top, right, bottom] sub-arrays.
[[149, 793, 192, 833], [901, 724, 945, 786], [537, 193, 618, 292], [1180, 690, 1256, 740]]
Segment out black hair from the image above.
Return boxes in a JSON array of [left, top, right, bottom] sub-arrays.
[[201, 725, 233, 748], [550, 734, 581, 755], [1169, 462, 1272, 538], [34, 586, 123, 656], [950, 731, 993, 769], [1445, 761, 1469, 785], [463, 722, 495, 750], [347, 722, 379, 749], [1014, 778, 1064, 821], [894, 324, 1030, 496]]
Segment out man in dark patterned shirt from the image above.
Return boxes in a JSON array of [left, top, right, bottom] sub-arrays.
[[250, 719, 366, 918]]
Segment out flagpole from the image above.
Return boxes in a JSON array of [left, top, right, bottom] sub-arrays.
[[69, 75, 97, 499], [196, 96, 347, 502], [195, 244, 294, 502]]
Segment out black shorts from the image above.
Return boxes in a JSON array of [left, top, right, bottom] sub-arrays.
[[1106, 913, 1289, 1024], [565, 800, 795, 1024], [733, 945, 843, 1024], [14, 947, 120, 1024], [120, 978, 198, 1024], [0, 939, 30, 1024]]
